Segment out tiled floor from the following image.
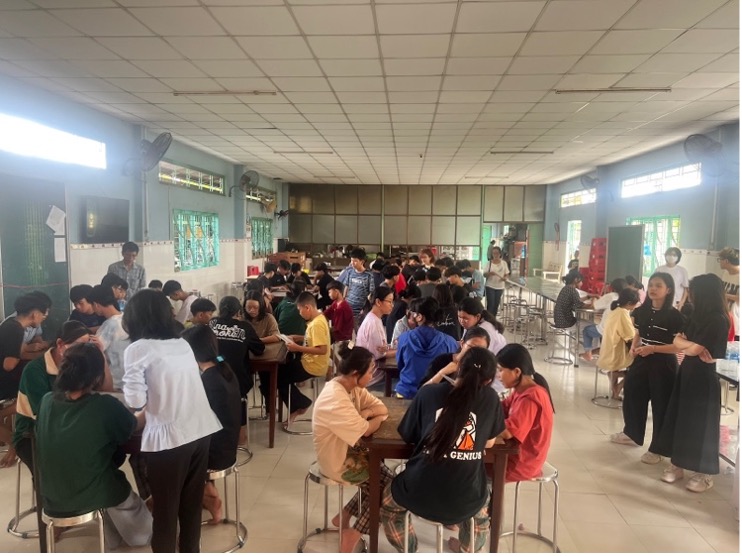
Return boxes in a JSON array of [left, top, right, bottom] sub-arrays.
[[0, 336, 739, 553]]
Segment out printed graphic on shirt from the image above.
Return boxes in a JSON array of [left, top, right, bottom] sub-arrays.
[[437, 313, 457, 329], [211, 322, 247, 342], [455, 413, 476, 451]]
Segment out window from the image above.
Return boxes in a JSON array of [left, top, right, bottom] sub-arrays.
[[626, 216, 680, 277], [251, 217, 273, 259], [173, 210, 219, 271], [560, 188, 596, 208], [159, 160, 225, 195], [565, 220, 582, 271], [621, 163, 701, 198], [0, 113, 106, 169]]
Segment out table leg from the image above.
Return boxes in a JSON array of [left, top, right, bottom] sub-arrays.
[[385, 370, 392, 398], [268, 364, 277, 449], [367, 451, 383, 552], [574, 321, 580, 368], [489, 453, 509, 553]]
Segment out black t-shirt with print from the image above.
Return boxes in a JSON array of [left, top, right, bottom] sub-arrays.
[[392, 382, 505, 524], [209, 317, 265, 396], [0, 318, 25, 399]]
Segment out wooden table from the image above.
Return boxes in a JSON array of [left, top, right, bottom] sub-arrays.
[[362, 398, 520, 553], [249, 343, 282, 448], [378, 354, 399, 397]]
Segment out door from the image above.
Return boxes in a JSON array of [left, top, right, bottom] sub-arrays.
[[0, 174, 69, 338], [565, 219, 581, 270], [607, 225, 644, 282]]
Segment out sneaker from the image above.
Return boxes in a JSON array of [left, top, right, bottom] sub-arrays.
[[661, 464, 684, 483], [686, 473, 714, 493], [610, 432, 638, 446], [641, 451, 662, 464]]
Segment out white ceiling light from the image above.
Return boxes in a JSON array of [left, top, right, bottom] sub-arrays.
[[553, 87, 671, 94], [172, 90, 278, 96]]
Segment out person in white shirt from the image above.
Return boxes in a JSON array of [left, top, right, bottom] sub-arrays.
[[162, 280, 198, 325], [718, 247, 740, 339], [580, 278, 628, 363], [483, 246, 510, 317], [122, 289, 221, 553], [355, 286, 395, 386], [655, 247, 690, 310], [90, 285, 130, 391]]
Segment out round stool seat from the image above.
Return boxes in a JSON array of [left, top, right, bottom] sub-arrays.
[[591, 368, 623, 409], [307, 461, 343, 487], [200, 464, 247, 553], [43, 509, 105, 553], [532, 462, 558, 483]]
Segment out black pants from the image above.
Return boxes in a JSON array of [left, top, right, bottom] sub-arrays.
[[485, 287, 504, 317], [269, 356, 315, 413], [146, 436, 210, 553], [622, 354, 677, 451]]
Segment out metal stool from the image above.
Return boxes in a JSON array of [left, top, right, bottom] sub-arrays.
[[544, 324, 574, 365], [7, 460, 38, 538], [591, 367, 623, 409], [509, 299, 530, 336], [403, 513, 476, 553], [283, 377, 322, 435], [201, 465, 247, 553], [236, 397, 253, 466], [721, 378, 735, 416], [43, 509, 105, 553], [500, 462, 560, 553], [502, 296, 520, 328], [297, 461, 367, 553]]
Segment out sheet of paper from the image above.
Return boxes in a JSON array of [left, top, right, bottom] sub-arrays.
[[54, 237, 66, 263], [46, 205, 66, 235]]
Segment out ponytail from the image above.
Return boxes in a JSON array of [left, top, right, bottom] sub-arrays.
[[532, 372, 555, 414], [610, 299, 620, 311], [336, 341, 374, 377], [181, 324, 235, 383], [425, 347, 496, 462]]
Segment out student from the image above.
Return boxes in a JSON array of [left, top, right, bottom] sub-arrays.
[[243, 291, 280, 344], [496, 344, 555, 483], [0, 294, 49, 467], [610, 273, 684, 466], [148, 280, 163, 291], [108, 241, 147, 299], [655, 274, 729, 492], [257, 262, 278, 294], [486, 240, 496, 262], [567, 249, 580, 271], [36, 343, 152, 551], [418, 267, 441, 298], [312, 342, 391, 552], [181, 325, 241, 523], [625, 275, 646, 304], [246, 275, 274, 315], [410, 268, 426, 289], [338, 248, 375, 320], [122, 289, 222, 553], [190, 297, 216, 326], [401, 255, 421, 281], [580, 277, 629, 362], [371, 259, 386, 290], [1, 291, 52, 362], [444, 266, 468, 291], [274, 280, 308, 336], [422, 326, 491, 386], [355, 286, 395, 386], [271, 259, 291, 290], [419, 248, 435, 270], [381, 347, 505, 553], [718, 247, 739, 339], [484, 246, 510, 317], [210, 296, 264, 414], [313, 262, 334, 310], [102, 272, 129, 311], [323, 280, 354, 343], [395, 297, 459, 399], [391, 307, 417, 347], [288, 262, 311, 286], [162, 280, 198, 326], [437, 256, 455, 271], [89, 284, 129, 391], [656, 247, 690, 309], [69, 284, 106, 331], [280, 292, 331, 422], [596, 288, 640, 400], [382, 264, 406, 296], [432, 284, 461, 341], [458, 297, 507, 357], [457, 260, 485, 299], [554, 269, 592, 329], [387, 284, 420, 344]]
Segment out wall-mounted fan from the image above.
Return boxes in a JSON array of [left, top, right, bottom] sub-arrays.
[[123, 132, 172, 176], [229, 170, 261, 197], [580, 174, 600, 188], [275, 209, 290, 219], [684, 133, 727, 178]]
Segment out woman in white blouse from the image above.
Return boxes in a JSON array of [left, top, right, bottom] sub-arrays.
[[122, 289, 221, 553]]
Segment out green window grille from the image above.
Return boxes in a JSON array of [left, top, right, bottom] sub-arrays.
[[251, 218, 273, 259], [173, 209, 220, 271], [626, 215, 680, 278]]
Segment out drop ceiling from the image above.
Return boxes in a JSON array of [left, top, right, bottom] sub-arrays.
[[0, 0, 738, 185]]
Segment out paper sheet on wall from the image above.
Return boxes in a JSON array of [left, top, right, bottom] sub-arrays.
[[46, 205, 66, 235], [54, 237, 67, 263]]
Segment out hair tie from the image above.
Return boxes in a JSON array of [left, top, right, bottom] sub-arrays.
[[474, 363, 481, 369], [216, 356, 224, 363], [347, 340, 355, 349]]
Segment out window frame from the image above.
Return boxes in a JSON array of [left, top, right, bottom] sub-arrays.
[[560, 188, 597, 208], [620, 163, 702, 199], [173, 209, 220, 272], [158, 160, 225, 196]]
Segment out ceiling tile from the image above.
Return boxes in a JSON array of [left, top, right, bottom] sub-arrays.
[[307, 36, 379, 59], [450, 33, 526, 57], [385, 58, 445, 76], [258, 59, 322, 77], [284, 91, 338, 103], [109, 78, 173, 92], [388, 91, 439, 103], [557, 73, 625, 89], [441, 75, 500, 91], [536, 0, 634, 30], [661, 30, 739, 54], [336, 91, 387, 103], [634, 53, 721, 73], [571, 54, 650, 73], [272, 77, 331, 92], [457, 1, 544, 33], [329, 76, 385, 91], [192, 60, 264, 78], [439, 91, 493, 103], [520, 31, 603, 56], [210, 6, 300, 35], [158, 77, 223, 91], [615, 73, 689, 87], [377, 3, 456, 34], [695, 0, 740, 29], [132, 60, 206, 78], [591, 30, 684, 54], [72, 59, 148, 77], [127, 7, 224, 36], [702, 53, 739, 73], [96, 37, 182, 60], [166, 37, 245, 60], [671, 72, 739, 89], [615, 0, 727, 29], [509, 55, 579, 74], [236, 37, 313, 59], [446, 57, 510, 75], [0, 10, 81, 37], [293, 5, 375, 35], [497, 74, 562, 90], [386, 76, 441, 91], [320, 59, 383, 76], [381, 35, 451, 58], [29, 37, 118, 60], [50, 8, 152, 36]]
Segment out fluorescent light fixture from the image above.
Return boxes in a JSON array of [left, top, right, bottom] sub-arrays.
[[554, 87, 671, 94], [315, 175, 357, 179], [274, 150, 334, 155], [0, 113, 106, 169], [491, 150, 553, 155], [173, 90, 277, 96]]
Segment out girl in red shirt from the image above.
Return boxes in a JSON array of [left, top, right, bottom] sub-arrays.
[[497, 344, 555, 482]]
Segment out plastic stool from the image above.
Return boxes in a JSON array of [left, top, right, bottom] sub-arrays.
[[297, 462, 367, 553], [7, 460, 38, 538], [200, 465, 247, 553], [544, 325, 574, 365], [283, 377, 321, 435], [591, 368, 623, 409], [500, 462, 560, 553], [43, 509, 105, 553], [403, 513, 476, 553]]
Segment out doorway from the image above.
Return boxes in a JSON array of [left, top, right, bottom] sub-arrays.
[[565, 220, 582, 271]]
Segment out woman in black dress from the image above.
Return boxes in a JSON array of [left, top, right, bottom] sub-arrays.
[[655, 274, 729, 493]]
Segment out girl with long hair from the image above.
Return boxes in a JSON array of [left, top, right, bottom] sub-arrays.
[[312, 342, 390, 552], [432, 284, 461, 341], [610, 273, 684, 467], [497, 344, 555, 482], [655, 274, 730, 492], [596, 288, 640, 399], [381, 347, 505, 553], [458, 297, 507, 392]]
